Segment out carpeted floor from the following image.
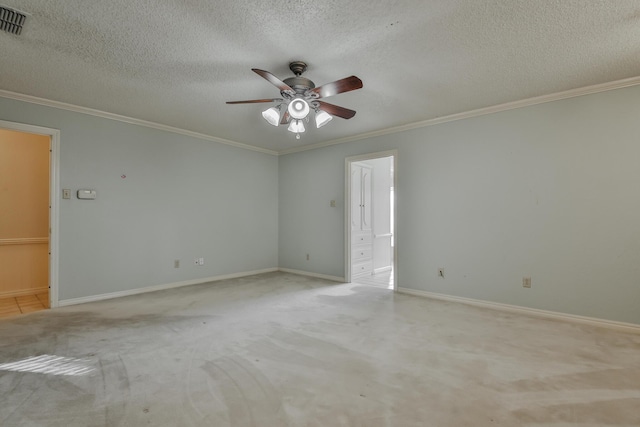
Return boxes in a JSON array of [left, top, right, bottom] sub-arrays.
[[1, 272, 639, 426]]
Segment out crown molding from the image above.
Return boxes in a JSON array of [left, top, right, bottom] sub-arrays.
[[0, 89, 279, 156], [4, 75, 640, 158], [278, 75, 640, 155]]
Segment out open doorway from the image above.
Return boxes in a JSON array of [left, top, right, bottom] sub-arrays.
[[0, 120, 60, 315], [346, 150, 397, 290]]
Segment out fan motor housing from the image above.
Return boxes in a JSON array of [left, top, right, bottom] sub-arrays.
[[283, 76, 315, 95]]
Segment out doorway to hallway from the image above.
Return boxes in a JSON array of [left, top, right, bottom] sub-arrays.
[[346, 151, 396, 290], [0, 120, 60, 314]]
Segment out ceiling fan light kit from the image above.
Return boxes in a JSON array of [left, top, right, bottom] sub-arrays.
[[288, 98, 310, 120], [287, 119, 306, 135], [227, 61, 362, 139], [314, 109, 333, 128], [261, 105, 281, 126]]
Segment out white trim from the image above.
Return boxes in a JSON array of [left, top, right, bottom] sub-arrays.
[[58, 268, 278, 307], [0, 90, 278, 156], [49, 128, 61, 308], [0, 120, 60, 309], [0, 237, 48, 245], [4, 76, 640, 157], [346, 150, 398, 163], [397, 287, 640, 334], [278, 268, 344, 283], [279, 75, 640, 155]]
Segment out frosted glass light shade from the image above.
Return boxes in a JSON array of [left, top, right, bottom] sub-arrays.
[[287, 98, 309, 120], [261, 106, 280, 126], [287, 119, 305, 133], [315, 110, 333, 128]]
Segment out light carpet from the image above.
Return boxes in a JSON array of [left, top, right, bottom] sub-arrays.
[[1, 272, 639, 426]]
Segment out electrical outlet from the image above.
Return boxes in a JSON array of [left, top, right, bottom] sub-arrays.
[[523, 277, 531, 288], [174, 259, 180, 268], [438, 268, 445, 278], [306, 254, 310, 261], [199, 257, 204, 265], [330, 200, 336, 207]]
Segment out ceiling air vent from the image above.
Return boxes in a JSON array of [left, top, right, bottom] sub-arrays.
[[0, 6, 26, 35]]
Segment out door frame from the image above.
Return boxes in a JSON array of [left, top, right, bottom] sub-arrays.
[[0, 120, 60, 308], [345, 149, 397, 289]]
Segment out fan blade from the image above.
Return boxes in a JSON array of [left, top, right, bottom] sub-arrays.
[[252, 69, 295, 94], [317, 101, 356, 119], [226, 98, 282, 104], [280, 111, 291, 125], [311, 76, 362, 99]]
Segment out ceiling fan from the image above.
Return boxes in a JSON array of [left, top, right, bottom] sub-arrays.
[[226, 61, 363, 139]]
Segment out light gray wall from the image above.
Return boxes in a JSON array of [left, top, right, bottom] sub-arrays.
[[279, 85, 640, 324], [278, 146, 345, 275], [4, 84, 640, 324], [0, 97, 279, 301]]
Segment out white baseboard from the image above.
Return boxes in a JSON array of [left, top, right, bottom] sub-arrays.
[[397, 287, 640, 334], [278, 268, 345, 283], [0, 287, 49, 299], [58, 268, 278, 307]]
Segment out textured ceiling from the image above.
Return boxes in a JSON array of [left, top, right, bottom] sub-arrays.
[[1, 1, 639, 153]]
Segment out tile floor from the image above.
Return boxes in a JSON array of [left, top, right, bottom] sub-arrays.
[[0, 292, 48, 319]]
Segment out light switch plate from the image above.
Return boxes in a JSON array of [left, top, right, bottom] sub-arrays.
[[77, 189, 97, 200]]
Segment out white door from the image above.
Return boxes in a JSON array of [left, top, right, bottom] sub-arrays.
[[351, 166, 362, 231], [361, 166, 372, 232]]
